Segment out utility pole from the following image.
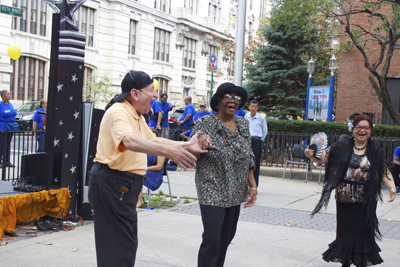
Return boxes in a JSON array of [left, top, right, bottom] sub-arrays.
[[233, 0, 247, 87]]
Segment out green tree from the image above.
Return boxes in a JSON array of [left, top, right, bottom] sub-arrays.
[[83, 73, 114, 107], [244, 0, 335, 119]]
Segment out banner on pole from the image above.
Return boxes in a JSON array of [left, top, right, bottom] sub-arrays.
[[307, 85, 330, 121]]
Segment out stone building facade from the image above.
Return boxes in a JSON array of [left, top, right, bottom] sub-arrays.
[[0, 0, 269, 109]]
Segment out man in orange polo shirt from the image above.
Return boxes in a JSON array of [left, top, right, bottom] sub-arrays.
[[88, 71, 208, 267]]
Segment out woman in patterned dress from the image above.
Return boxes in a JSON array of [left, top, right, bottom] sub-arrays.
[[305, 113, 396, 267], [190, 82, 257, 267]]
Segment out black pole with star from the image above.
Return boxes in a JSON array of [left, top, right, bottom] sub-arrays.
[[44, 0, 87, 216]]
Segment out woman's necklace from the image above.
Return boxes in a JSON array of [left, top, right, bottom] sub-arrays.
[[354, 140, 367, 151], [215, 114, 242, 155]]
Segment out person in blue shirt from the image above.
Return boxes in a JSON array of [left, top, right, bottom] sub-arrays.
[[389, 146, 400, 194], [244, 100, 268, 187], [235, 107, 246, 117], [0, 90, 17, 167], [32, 99, 47, 152], [194, 103, 211, 121], [159, 94, 175, 139], [148, 100, 162, 133], [180, 121, 195, 140], [172, 96, 195, 141]]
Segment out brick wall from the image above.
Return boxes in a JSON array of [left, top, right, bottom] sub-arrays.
[[336, 1, 400, 123]]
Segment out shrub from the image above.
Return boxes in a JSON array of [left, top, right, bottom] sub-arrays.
[[266, 119, 400, 138]]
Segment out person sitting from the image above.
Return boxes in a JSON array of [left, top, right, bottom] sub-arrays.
[[180, 121, 195, 140], [137, 129, 166, 208], [389, 146, 400, 194]]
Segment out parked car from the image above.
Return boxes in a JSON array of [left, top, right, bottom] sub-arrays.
[[15, 101, 41, 130]]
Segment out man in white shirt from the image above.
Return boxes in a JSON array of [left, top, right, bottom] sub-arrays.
[[245, 100, 268, 187]]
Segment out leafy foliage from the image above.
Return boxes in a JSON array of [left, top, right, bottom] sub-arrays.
[[83, 73, 114, 107], [243, 0, 337, 118]]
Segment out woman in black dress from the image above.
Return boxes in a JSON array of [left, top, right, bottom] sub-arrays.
[[305, 113, 396, 267]]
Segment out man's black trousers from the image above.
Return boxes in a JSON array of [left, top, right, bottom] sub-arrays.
[[251, 137, 263, 187], [198, 204, 241, 267], [389, 165, 400, 187], [88, 163, 144, 267]]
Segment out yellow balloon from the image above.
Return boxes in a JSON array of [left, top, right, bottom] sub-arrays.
[[7, 44, 21, 60], [154, 79, 159, 91]]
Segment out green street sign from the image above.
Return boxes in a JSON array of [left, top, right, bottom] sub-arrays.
[[0, 5, 22, 18]]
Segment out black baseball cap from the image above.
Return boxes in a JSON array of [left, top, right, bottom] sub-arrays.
[[115, 71, 153, 102]]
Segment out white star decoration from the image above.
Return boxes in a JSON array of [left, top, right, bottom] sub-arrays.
[[57, 82, 63, 92], [44, 0, 86, 31], [69, 96, 73, 101], [71, 73, 78, 83], [54, 138, 60, 147], [91, 209, 94, 216], [67, 186, 71, 192], [79, 65, 82, 69], [65, 153, 68, 159], [54, 177, 58, 183], [73, 111, 80, 120], [59, 120, 64, 126], [67, 131, 75, 141], [70, 165, 76, 174], [69, 210, 73, 215]]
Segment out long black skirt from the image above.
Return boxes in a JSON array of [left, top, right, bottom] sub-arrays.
[[322, 202, 383, 266]]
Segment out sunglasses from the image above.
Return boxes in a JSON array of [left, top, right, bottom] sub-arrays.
[[222, 94, 242, 104]]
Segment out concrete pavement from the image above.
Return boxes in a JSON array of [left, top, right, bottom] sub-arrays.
[[1, 168, 400, 267]]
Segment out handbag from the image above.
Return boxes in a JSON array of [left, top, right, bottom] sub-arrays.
[[143, 155, 163, 191]]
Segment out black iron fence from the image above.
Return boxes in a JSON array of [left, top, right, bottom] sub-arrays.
[[2, 130, 400, 182], [0, 130, 42, 182], [262, 132, 400, 168]]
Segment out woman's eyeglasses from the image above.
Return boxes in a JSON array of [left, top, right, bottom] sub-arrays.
[[354, 126, 371, 131], [223, 94, 242, 104]]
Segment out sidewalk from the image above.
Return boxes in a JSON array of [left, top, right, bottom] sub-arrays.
[[1, 168, 400, 267]]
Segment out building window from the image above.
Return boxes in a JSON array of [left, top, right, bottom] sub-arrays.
[[76, 6, 95, 47], [183, 38, 196, 69], [83, 67, 93, 101], [184, 0, 197, 14], [129, 20, 137, 55], [154, 28, 170, 62], [249, 21, 252, 32], [259, 0, 267, 19], [10, 56, 46, 101], [154, 77, 169, 99], [208, 45, 218, 71], [228, 52, 234, 77], [250, 0, 253, 10], [11, 0, 47, 36], [154, 0, 171, 14], [209, 2, 220, 23]]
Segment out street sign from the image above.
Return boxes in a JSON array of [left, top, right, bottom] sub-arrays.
[[0, 5, 22, 18], [210, 54, 216, 66], [213, 65, 217, 70]]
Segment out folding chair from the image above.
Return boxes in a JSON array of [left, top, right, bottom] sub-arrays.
[[147, 158, 173, 208], [283, 144, 313, 182]]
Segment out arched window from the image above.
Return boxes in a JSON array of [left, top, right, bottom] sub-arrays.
[[154, 77, 169, 99]]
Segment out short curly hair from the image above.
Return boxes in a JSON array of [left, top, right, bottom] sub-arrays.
[[353, 113, 373, 130]]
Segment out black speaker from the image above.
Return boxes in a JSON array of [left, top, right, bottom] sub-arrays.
[[20, 153, 51, 186]]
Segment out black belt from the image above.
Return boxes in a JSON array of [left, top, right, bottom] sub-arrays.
[[94, 162, 147, 183], [251, 136, 262, 140]]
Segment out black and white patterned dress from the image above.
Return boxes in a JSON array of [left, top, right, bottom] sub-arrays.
[[190, 114, 255, 208]]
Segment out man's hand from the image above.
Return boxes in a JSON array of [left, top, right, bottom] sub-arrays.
[[156, 124, 161, 130], [168, 145, 198, 170], [244, 189, 257, 208], [177, 120, 183, 125], [183, 131, 209, 155]]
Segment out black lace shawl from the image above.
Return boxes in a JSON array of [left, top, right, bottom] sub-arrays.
[[311, 137, 385, 240]]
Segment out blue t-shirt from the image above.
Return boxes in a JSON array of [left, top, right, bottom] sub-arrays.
[[235, 108, 246, 117], [149, 100, 162, 128], [194, 110, 211, 120], [0, 101, 17, 123], [179, 103, 195, 127], [160, 102, 172, 127], [394, 147, 400, 161], [184, 129, 192, 136], [33, 108, 45, 138]]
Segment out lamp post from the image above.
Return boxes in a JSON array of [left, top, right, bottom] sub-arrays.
[[305, 57, 315, 120], [327, 55, 338, 122]]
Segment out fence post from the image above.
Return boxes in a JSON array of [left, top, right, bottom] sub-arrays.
[[1, 131, 7, 180]]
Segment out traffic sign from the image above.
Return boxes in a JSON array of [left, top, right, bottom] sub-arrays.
[[210, 54, 216, 66], [0, 5, 22, 17]]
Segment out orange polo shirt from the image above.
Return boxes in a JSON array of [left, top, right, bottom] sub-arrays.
[[94, 100, 156, 175]]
